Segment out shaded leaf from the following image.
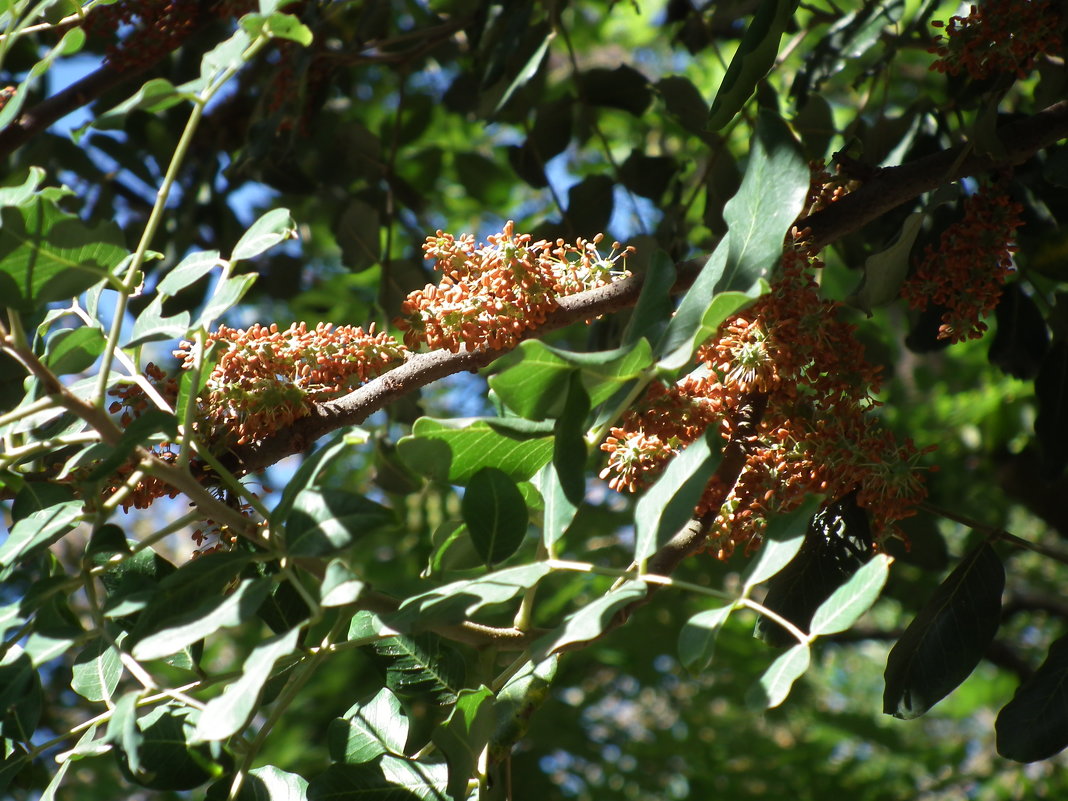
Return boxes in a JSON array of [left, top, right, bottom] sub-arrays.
[[552, 372, 590, 505], [284, 488, 396, 557], [117, 705, 223, 791], [462, 467, 528, 566], [742, 496, 822, 591], [432, 686, 495, 801], [850, 211, 924, 314], [989, 283, 1050, 380], [307, 757, 448, 801], [577, 65, 652, 116], [708, 0, 799, 130], [996, 632, 1068, 762], [532, 580, 646, 658], [883, 542, 1005, 719], [193, 626, 302, 742], [131, 577, 272, 661], [335, 198, 380, 271], [489, 657, 557, 761]]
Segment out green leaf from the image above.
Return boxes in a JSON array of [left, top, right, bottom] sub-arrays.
[[489, 657, 557, 761], [284, 488, 396, 557], [1035, 340, 1068, 477], [849, 211, 925, 314], [127, 294, 192, 346], [0, 648, 42, 742], [536, 461, 578, 553], [433, 686, 495, 801], [883, 542, 1005, 719], [241, 11, 314, 45], [117, 704, 221, 791], [329, 687, 407, 764], [657, 75, 712, 137], [43, 327, 105, 375], [532, 580, 646, 658], [102, 691, 143, 775], [655, 248, 759, 370], [156, 250, 222, 296], [707, 0, 799, 130], [577, 65, 652, 116], [0, 198, 126, 313], [996, 632, 1068, 762], [0, 167, 46, 207], [389, 563, 551, 631], [718, 110, 808, 293], [622, 250, 675, 347], [490, 340, 652, 420], [747, 643, 811, 709], [307, 757, 448, 801], [320, 559, 366, 607], [552, 372, 590, 505], [493, 31, 553, 114], [193, 626, 301, 742], [461, 467, 528, 567], [334, 199, 380, 271], [634, 431, 719, 565], [741, 497, 821, 591], [271, 432, 349, 531], [131, 577, 272, 661], [397, 417, 555, 484], [0, 501, 83, 579], [93, 78, 190, 131], [678, 605, 735, 673], [196, 273, 257, 328], [207, 766, 309, 801], [199, 26, 253, 82], [755, 494, 872, 646], [84, 409, 179, 481], [232, 208, 297, 261], [809, 553, 891, 636], [71, 637, 124, 703]]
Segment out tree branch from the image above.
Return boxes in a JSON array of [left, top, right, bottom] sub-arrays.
[[798, 100, 1068, 249], [227, 261, 703, 474]]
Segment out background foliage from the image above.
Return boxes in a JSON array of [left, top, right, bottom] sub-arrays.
[[2, 0, 1068, 798]]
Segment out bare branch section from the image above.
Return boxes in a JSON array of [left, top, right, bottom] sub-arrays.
[[799, 100, 1068, 249]]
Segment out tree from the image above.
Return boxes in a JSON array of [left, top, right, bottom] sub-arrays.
[[2, 0, 1068, 797]]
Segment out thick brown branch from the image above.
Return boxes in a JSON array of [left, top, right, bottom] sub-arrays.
[[228, 263, 703, 474], [798, 100, 1068, 249]]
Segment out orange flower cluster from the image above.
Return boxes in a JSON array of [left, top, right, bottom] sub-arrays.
[[602, 249, 931, 557], [174, 322, 407, 445], [901, 183, 1024, 342], [395, 221, 633, 352], [101, 444, 182, 512], [930, 0, 1062, 79], [84, 0, 256, 72]]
